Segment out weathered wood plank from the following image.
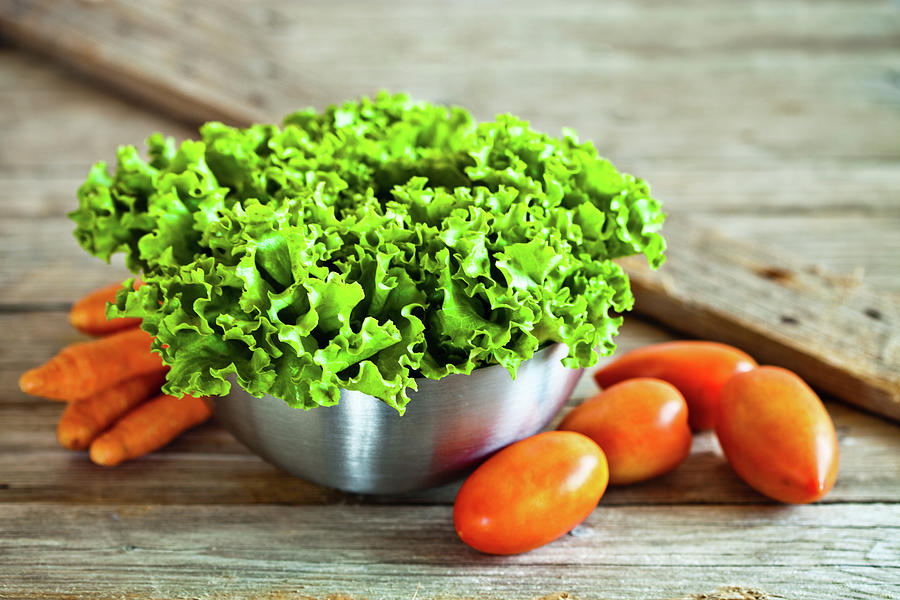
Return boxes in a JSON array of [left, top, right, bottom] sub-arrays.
[[6, 210, 898, 308], [6, 160, 900, 215], [637, 160, 900, 215], [0, 313, 668, 399], [1, 0, 899, 161], [5, 192, 898, 301], [3, 400, 896, 508], [7, 212, 898, 418], [1, 45, 898, 309], [3, 312, 898, 507], [0, 503, 897, 600], [0, 4, 896, 598], [3, 40, 899, 210], [0, 218, 134, 306], [621, 218, 900, 422], [0, 77, 193, 173], [693, 213, 900, 295]]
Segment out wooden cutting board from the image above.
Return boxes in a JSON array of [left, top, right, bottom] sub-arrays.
[[620, 221, 899, 421], [1, 2, 896, 422]]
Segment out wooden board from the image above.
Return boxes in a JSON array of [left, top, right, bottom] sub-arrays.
[[621, 221, 900, 421], [1, 1, 900, 598], [3, 0, 900, 162], [2, 7, 899, 419], [1, 503, 897, 600], [4, 312, 899, 509], [2, 311, 899, 600]]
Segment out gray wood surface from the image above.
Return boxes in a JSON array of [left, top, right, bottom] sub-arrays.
[[3, 0, 899, 420], [1, 503, 898, 600], [4, 312, 899, 509], [1, 1, 899, 598], [621, 222, 900, 421], [2, 0, 899, 298]]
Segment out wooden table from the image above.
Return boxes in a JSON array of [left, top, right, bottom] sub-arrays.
[[1, 1, 899, 597]]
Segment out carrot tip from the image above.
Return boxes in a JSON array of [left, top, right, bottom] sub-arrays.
[[18, 369, 41, 395], [68, 311, 87, 328], [59, 438, 89, 451], [57, 426, 91, 451], [89, 439, 123, 467]]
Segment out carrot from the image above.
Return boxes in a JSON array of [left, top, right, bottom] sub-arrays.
[[69, 281, 142, 337], [89, 394, 212, 466], [19, 327, 163, 401], [56, 370, 168, 450]]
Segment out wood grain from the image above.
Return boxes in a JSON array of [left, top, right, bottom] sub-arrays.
[[620, 221, 900, 421], [1, 1, 899, 598], [3, 312, 899, 508], [0, 503, 897, 600], [693, 213, 900, 296], [1, 44, 897, 304], [2, 0, 900, 161]]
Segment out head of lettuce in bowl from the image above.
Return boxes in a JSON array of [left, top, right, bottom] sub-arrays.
[[70, 93, 665, 493]]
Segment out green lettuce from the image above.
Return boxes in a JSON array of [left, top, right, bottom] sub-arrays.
[[70, 93, 665, 413]]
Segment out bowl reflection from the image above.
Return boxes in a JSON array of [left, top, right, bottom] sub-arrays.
[[214, 343, 583, 494]]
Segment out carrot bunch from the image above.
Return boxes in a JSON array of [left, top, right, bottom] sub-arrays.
[[19, 282, 212, 466]]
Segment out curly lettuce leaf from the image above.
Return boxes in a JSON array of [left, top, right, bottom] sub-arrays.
[[73, 92, 665, 413]]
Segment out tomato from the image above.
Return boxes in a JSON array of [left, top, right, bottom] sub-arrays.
[[558, 378, 691, 485], [716, 366, 839, 504], [593, 341, 756, 431], [453, 431, 608, 555]]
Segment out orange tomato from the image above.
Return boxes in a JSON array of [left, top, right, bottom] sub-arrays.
[[593, 341, 756, 431], [453, 431, 608, 555], [558, 378, 692, 485], [716, 366, 839, 504]]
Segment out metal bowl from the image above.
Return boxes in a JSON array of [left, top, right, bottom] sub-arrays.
[[213, 343, 583, 494]]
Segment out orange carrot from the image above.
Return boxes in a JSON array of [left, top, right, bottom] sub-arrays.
[[69, 281, 142, 337], [89, 394, 212, 466], [56, 370, 168, 450], [19, 327, 163, 402]]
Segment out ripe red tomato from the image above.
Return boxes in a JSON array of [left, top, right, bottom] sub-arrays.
[[716, 366, 839, 504], [593, 341, 756, 431], [453, 431, 608, 555], [558, 378, 692, 485]]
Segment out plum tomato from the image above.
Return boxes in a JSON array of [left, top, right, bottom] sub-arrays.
[[453, 431, 608, 555], [593, 341, 757, 431], [559, 378, 692, 485], [716, 366, 839, 504]]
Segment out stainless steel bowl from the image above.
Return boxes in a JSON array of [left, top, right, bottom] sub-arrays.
[[214, 343, 583, 494]]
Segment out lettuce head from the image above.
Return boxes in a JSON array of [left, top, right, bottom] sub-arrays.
[[70, 93, 665, 413]]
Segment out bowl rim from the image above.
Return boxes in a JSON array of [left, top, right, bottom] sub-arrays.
[[222, 341, 575, 403]]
